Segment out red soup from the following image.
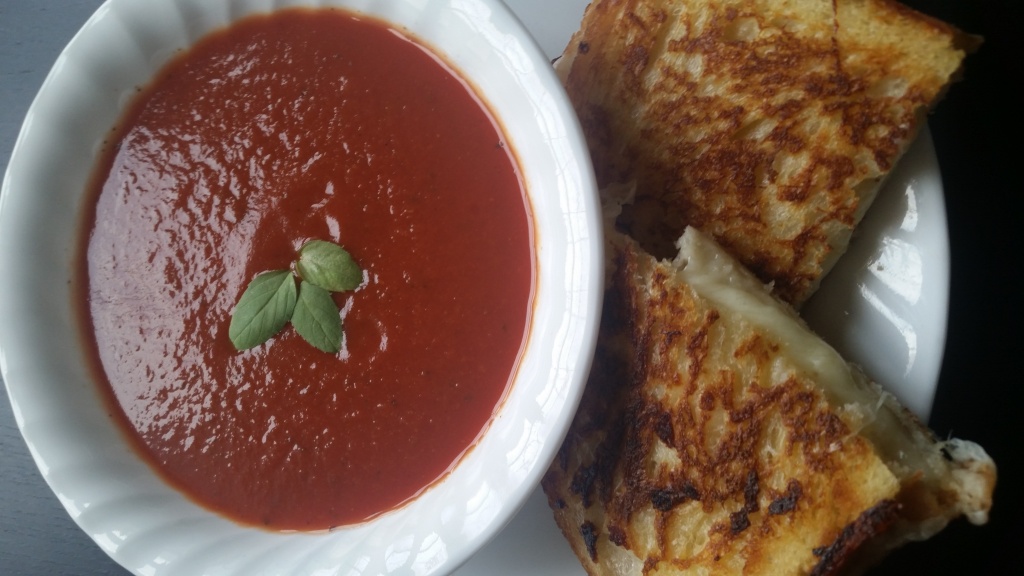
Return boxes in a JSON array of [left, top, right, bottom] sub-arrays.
[[77, 8, 534, 530]]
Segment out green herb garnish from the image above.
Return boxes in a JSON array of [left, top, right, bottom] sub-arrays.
[[228, 270, 297, 350], [229, 240, 361, 352], [297, 239, 362, 292], [292, 280, 344, 353]]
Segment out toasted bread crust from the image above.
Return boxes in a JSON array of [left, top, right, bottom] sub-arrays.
[[559, 0, 973, 305]]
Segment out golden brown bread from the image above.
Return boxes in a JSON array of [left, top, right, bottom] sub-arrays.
[[541, 223, 995, 576], [556, 0, 977, 306], [542, 2, 992, 572]]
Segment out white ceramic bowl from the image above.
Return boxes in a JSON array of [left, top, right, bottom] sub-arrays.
[[0, 0, 602, 574]]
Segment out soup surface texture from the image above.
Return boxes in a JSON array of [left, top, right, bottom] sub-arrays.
[[78, 8, 533, 529]]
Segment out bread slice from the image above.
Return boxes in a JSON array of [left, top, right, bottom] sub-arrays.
[[556, 0, 977, 306], [541, 223, 995, 575]]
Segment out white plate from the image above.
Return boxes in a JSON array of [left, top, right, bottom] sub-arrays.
[[456, 1, 949, 574]]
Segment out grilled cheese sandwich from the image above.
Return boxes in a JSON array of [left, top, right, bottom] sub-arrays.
[[555, 0, 977, 306], [541, 225, 995, 575]]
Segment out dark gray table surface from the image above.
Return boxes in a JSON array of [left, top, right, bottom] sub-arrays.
[[2, 0, 1021, 574]]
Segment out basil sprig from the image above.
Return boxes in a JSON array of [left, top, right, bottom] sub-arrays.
[[229, 240, 361, 352]]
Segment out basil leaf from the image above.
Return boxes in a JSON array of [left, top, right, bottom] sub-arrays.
[[292, 280, 343, 353], [296, 240, 362, 292], [229, 270, 297, 350]]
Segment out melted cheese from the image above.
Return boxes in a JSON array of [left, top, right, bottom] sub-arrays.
[[673, 227, 928, 477]]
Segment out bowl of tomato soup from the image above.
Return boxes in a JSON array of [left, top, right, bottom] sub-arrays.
[[0, 0, 601, 574]]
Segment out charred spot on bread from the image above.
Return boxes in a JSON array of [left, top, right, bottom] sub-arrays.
[[729, 510, 752, 534], [650, 482, 700, 512], [809, 500, 901, 576], [581, 521, 600, 561], [768, 479, 804, 515]]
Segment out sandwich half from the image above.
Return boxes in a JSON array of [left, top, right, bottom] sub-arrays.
[[541, 223, 995, 575], [556, 0, 978, 306]]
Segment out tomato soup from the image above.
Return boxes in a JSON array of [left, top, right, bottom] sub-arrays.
[[77, 8, 533, 530]]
